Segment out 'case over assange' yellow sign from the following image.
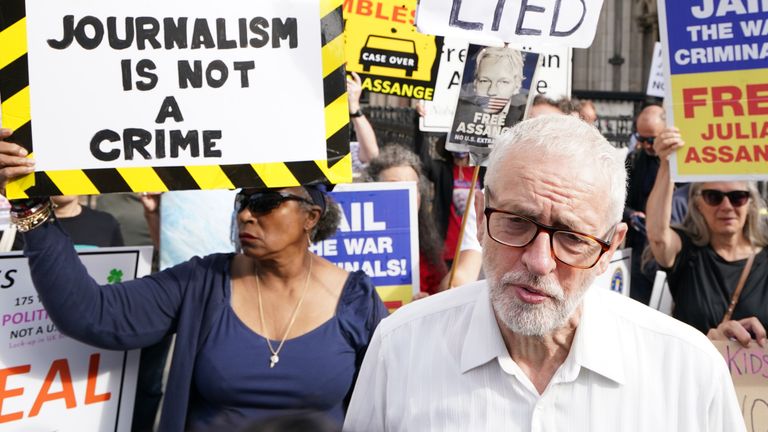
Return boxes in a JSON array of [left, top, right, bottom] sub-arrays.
[[344, 0, 442, 100]]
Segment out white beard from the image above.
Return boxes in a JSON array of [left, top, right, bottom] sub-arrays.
[[488, 269, 593, 336]]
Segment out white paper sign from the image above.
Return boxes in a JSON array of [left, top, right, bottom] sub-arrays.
[[530, 46, 572, 100], [646, 42, 665, 98], [25, 0, 326, 171], [593, 248, 631, 297], [416, 0, 605, 49], [0, 246, 151, 431], [419, 38, 469, 132]]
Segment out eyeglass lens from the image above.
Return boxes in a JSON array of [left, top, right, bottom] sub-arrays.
[[636, 134, 655, 144], [700, 190, 750, 207], [236, 192, 290, 214], [487, 211, 604, 268]]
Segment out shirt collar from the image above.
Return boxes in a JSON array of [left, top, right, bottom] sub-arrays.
[[460, 284, 626, 385], [566, 288, 626, 385], [460, 284, 509, 373]]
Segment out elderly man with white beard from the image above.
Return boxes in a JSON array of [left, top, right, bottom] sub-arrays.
[[343, 115, 744, 432]]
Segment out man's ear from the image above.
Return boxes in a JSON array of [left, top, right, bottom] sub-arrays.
[[475, 190, 485, 244], [595, 222, 628, 274]]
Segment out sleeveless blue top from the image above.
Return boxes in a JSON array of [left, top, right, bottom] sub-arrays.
[[188, 270, 387, 431]]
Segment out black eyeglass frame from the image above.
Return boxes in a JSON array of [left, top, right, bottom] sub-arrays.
[[697, 189, 751, 207], [235, 191, 316, 214], [633, 133, 656, 145], [483, 207, 616, 269]]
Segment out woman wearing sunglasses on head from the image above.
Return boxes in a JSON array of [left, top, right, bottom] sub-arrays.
[[0, 129, 388, 432], [645, 127, 768, 349]]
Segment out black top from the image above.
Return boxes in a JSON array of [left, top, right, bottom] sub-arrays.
[[13, 205, 124, 249], [663, 229, 768, 334], [623, 149, 660, 250]]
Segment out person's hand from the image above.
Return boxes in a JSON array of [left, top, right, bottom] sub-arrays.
[[346, 71, 363, 114], [654, 127, 684, 161], [415, 101, 426, 118], [628, 210, 646, 232], [412, 291, 429, 301], [707, 316, 767, 348], [139, 192, 161, 215], [0, 129, 35, 196]]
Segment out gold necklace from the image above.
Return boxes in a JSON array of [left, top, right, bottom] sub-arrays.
[[255, 254, 313, 368]]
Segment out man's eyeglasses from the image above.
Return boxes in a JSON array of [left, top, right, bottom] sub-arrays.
[[699, 189, 750, 207], [634, 133, 655, 145], [235, 191, 314, 215], [484, 208, 615, 269]]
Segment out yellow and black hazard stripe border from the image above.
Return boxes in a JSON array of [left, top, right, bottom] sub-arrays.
[[0, 0, 351, 199]]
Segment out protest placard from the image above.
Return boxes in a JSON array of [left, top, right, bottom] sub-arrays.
[[311, 182, 419, 310], [446, 44, 538, 160], [528, 46, 572, 100], [415, 0, 605, 49], [344, 0, 443, 100], [658, 1, 768, 181], [592, 248, 631, 297], [0, 246, 151, 431], [646, 42, 665, 99], [714, 340, 768, 431], [0, 0, 351, 199], [419, 38, 468, 132]]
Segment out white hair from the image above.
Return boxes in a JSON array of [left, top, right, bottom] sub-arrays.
[[486, 114, 627, 225]]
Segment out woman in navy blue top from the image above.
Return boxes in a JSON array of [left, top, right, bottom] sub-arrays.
[[0, 137, 389, 432]]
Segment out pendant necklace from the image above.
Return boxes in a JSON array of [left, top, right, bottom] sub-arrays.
[[256, 254, 313, 368]]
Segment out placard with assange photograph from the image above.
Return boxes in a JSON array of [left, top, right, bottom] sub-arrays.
[[447, 45, 538, 164]]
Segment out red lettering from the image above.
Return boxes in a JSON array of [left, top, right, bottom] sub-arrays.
[[683, 87, 709, 118], [747, 83, 768, 115], [356, 0, 372, 16], [0, 365, 30, 423], [701, 146, 716, 163], [735, 145, 752, 162], [718, 145, 734, 162], [29, 359, 75, 417], [375, 3, 388, 19], [84, 354, 111, 405], [754, 145, 768, 161], [712, 86, 744, 117], [685, 147, 702, 163], [392, 6, 407, 23], [343, 0, 353, 13], [410, 8, 416, 25]]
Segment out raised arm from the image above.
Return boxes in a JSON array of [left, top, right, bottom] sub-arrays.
[[645, 127, 684, 268], [347, 72, 379, 163]]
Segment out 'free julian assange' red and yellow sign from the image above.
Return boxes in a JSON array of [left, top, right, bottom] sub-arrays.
[[659, 1, 768, 181]]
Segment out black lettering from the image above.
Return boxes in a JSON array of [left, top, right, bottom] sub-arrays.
[[135, 59, 158, 91], [206, 60, 229, 88], [107, 17, 134, 49], [121, 59, 132, 91], [74, 16, 105, 50], [492, 0, 506, 31], [203, 131, 223, 157], [170, 130, 200, 158], [191, 18, 215, 49], [164, 17, 188, 49], [216, 18, 237, 49], [550, 0, 586, 37], [516, 0, 544, 36], [448, 71, 461, 89], [155, 96, 184, 123], [536, 80, 548, 94], [90, 130, 121, 161], [155, 130, 166, 159], [233, 61, 255, 87], [1, 269, 16, 289], [123, 128, 153, 160], [271, 17, 298, 48], [48, 15, 75, 49], [249, 17, 270, 48], [449, 0, 483, 30], [178, 60, 203, 89], [238, 18, 248, 47], [135, 17, 162, 50]]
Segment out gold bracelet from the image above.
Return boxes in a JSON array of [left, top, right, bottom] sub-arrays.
[[11, 201, 53, 233]]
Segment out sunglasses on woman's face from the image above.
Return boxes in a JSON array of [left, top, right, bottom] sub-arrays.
[[235, 191, 314, 214], [699, 189, 750, 207]]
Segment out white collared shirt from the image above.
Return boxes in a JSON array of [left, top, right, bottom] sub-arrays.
[[344, 281, 744, 432]]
